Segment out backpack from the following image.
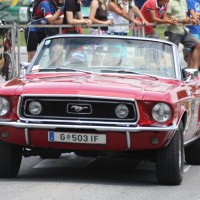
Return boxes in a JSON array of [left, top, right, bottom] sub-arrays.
[[27, 0, 59, 36], [27, 0, 53, 21]]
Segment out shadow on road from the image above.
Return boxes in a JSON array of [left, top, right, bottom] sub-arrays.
[[7, 155, 158, 186]]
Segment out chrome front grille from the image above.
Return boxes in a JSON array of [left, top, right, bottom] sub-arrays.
[[19, 96, 138, 123]]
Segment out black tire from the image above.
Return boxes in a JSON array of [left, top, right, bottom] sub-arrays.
[[0, 140, 22, 178], [185, 138, 200, 165], [1, 52, 15, 81], [156, 122, 184, 185]]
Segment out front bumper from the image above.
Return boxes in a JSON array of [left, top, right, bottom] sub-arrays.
[[0, 120, 178, 150], [0, 120, 178, 132]]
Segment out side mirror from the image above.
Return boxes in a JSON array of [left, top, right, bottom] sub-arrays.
[[20, 62, 30, 76], [20, 62, 30, 69], [183, 68, 199, 83]]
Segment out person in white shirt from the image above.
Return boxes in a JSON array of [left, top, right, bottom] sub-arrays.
[[107, 0, 147, 35]]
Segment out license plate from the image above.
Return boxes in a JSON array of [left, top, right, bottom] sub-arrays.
[[48, 131, 106, 144]]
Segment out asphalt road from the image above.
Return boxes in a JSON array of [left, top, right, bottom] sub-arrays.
[[0, 154, 198, 200]]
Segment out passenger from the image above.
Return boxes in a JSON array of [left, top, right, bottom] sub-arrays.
[[186, 0, 200, 40], [166, 0, 200, 69], [107, 0, 147, 35], [25, 0, 65, 62], [134, 0, 176, 38], [89, 0, 113, 35], [62, 0, 92, 34]]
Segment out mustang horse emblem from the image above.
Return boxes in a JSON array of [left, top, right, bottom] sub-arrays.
[[71, 105, 89, 112]]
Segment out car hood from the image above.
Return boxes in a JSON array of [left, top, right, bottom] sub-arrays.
[[5, 73, 178, 100]]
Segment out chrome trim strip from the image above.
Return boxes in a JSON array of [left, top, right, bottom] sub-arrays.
[[0, 121, 178, 132], [18, 118, 137, 126], [126, 131, 131, 149], [24, 128, 30, 145], [20, 94, 137, 99]]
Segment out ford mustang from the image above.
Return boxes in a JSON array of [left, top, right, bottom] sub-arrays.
[[0, 35, 200, 185]]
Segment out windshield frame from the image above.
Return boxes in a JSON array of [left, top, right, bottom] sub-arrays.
[[27, 35, 181, 80]]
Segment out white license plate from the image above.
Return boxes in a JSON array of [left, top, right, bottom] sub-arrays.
[[48, 131, 106, 144]]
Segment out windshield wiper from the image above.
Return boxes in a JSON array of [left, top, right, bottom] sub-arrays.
[[38, 67, 91, 74], [101, 69, 158, 79]]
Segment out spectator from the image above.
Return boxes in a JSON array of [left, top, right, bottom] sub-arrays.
[[186, 0, 200, 40], [25, 0, 64, 62], [89, 0, 113, 34], [107, 0, 147, 35], [135, 0, 176, 38], [62, 0, 92, 34], [134, 0, 146, 9], [166, 0, 200, 69]]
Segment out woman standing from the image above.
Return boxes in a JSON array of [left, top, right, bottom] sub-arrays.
[[89, 0, 113, 34], [62, 0, 92, 34]]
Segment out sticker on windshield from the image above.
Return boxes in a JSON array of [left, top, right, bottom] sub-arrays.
[[45, 40, 51, 45]]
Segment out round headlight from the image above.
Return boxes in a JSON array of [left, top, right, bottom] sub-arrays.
[[152, 103, 171, 123], [115, 104, 129, 119], [29, 101, 42, 115], [0, 97, 10, 116]]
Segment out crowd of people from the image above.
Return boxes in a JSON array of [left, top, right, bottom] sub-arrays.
[[25, 0, 200, 69]]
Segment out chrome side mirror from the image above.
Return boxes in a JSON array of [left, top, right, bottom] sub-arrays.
[[183, 68, 199, 83], [20, 62, 30, 77]]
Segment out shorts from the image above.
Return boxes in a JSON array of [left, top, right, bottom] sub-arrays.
[[167, 31, 199, 62], [144, 32, 159, 39], [25, 29, 46, 52], [62, 27, 81, 34], [89, 28, 108, 35], [167, 31, 199, 49]]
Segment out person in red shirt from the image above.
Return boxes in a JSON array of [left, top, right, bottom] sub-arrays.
[[135, 0, 175, 38]]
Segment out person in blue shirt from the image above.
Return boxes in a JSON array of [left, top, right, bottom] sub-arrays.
[[186, 0, 200, 40], [25, 0, 64, 62]]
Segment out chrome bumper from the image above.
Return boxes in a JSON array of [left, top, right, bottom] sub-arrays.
[[0, 120, 178, 132]]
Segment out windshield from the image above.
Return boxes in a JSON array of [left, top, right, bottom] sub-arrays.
[[30, 37, 176, 79]]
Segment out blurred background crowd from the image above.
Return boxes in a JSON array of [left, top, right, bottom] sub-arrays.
[[0, 0, 145, 24]]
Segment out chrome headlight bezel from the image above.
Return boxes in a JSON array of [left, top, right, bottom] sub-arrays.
[[152, 103, 172, 123], [115, 104, 129, 119], [28, 101, 42, 115], [0, 97, 10, 116]]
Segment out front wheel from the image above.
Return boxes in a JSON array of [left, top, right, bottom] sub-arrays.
[[0, 140, 22, 178], [156, 122, 184, 185], [1, 52, 15, 81]]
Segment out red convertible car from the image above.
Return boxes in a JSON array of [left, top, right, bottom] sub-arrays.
[[0, 35, 200, 185]]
